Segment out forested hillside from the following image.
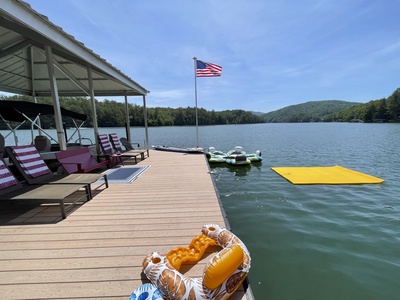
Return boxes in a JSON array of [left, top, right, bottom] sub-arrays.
[[0, 95, 264, 129], [324, 88, 400, 122], [262, 100, 361, 122], [262, 88, 400, 123]]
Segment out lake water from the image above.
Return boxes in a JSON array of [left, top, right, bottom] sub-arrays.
[[2, 123, 399, 300]]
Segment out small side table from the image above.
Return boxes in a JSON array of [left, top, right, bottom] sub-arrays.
[[111, 154, 124, 167]]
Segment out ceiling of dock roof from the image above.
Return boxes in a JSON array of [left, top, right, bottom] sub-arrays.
[[0, 0, 149, 97]]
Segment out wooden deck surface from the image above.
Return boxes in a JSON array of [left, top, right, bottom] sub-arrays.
[[0, 150, 251, 299]]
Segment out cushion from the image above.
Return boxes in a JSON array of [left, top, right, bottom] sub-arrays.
[[0, 160, 17, 189], [10, 145, 51, 178]]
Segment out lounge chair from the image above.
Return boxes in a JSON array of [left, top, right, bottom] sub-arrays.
[[109, 133, 148, 160], [97, 134, 139, 164], [55, 147, 111, 174], [117, 135, 149, 160], [5, 145, 108, 199], [0, 158, 89, 219]]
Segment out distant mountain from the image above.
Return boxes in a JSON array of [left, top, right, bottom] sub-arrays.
[[262, 100, 362, 123], [250, 111, 265, 116]]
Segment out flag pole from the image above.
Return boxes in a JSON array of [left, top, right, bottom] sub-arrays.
[[193, 57, 199, 148]]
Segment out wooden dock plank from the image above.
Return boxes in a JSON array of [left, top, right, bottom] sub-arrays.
[[0, 150, 250, 299]]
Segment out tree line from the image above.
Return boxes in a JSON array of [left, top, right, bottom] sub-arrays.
[[323, 88, 400, 122], [0, 95, 264, 129], [2, 87, 400, 128]]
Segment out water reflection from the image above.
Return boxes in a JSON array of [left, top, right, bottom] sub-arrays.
[[226, 165, 252, 176], [209, 163, 253, 176]]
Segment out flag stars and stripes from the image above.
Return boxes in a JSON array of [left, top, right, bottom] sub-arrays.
[[196, 60, 222, 77]]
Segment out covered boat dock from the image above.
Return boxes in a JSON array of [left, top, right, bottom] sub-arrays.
[[0, 0, 149, 151], [0, 1, 254, 299]]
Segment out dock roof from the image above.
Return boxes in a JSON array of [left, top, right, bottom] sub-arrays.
[[0, 0, 149, 97]]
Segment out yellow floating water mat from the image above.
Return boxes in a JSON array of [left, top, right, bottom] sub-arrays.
[[271, 165, 384, 185]]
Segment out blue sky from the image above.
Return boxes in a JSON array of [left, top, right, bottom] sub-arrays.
[[26, 0, 400, 113]]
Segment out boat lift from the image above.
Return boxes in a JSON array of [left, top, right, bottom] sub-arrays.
[[0, 100, 88, 147]]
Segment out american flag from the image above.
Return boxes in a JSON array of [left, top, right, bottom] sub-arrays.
[[196, 60, 222, 77]]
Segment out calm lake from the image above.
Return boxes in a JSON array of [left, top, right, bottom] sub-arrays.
[[2, 123, 399, 300]]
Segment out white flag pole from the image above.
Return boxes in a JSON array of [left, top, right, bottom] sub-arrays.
[[193, 57, 199, 148]]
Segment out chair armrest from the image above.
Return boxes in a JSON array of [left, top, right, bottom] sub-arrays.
[[96, 154, 111, 160], [59, 162, 84, 172], [129, 142, 140, 148]]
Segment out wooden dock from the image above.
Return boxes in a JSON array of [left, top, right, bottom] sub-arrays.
[[0, 150, 252, 299]]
